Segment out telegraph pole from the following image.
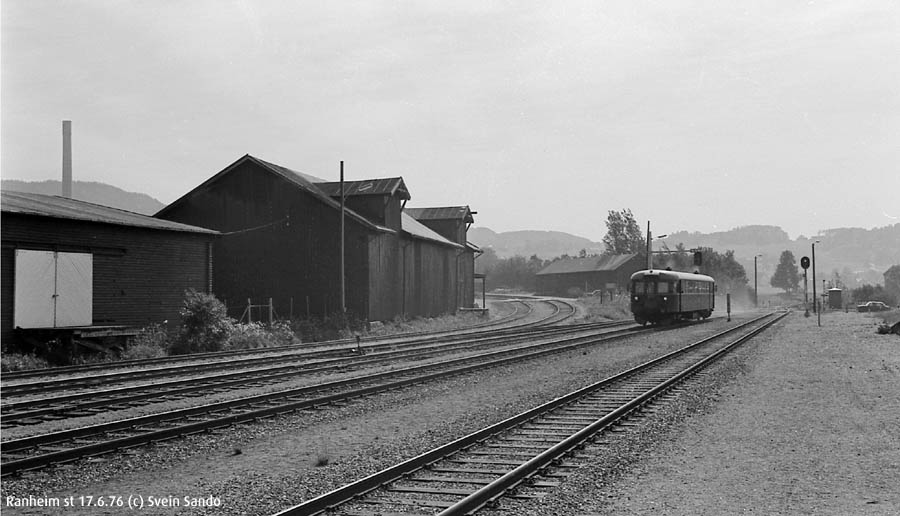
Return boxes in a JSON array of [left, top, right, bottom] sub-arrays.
[[812, 240, 820, 326], [340, 161, 346, 315], [753, 254, 762, 308]]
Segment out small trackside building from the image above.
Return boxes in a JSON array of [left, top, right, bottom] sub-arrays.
[[404, 206, 479, 309], [535, 253, 644, 296], [0, 191, 217, 349]]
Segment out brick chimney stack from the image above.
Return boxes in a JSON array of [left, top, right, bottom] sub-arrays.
[[62, 120, 72, 198]]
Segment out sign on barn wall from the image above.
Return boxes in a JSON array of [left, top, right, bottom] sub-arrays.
[[14, 250, 93, 328]]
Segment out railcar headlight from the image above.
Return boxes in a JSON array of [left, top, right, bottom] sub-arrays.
[[634, 296, 638, 301], [663, 296, 668, 301]]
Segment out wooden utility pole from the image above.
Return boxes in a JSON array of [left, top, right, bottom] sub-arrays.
[[340, 161, 346, 314]]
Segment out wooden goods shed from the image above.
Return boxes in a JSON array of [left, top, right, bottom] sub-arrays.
[[535, 254, 644, 297], [157, 155, 469, 322]]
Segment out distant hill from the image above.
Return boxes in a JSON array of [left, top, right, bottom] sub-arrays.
[[5, 179, 896, 291], [468, 227, 604, 259], [471, 223, 900, 291], [1, 179, 165, 215]]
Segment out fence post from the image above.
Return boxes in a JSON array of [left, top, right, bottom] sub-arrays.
[[269, 298, 274, 325], [247, 298, 252, 323]]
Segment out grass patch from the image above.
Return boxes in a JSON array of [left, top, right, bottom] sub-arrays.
[[0, 352, 51, 372], [577, 295, 632, 322], [314, 454, 330, 467]]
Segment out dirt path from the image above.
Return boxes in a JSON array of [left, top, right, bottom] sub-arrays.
[[596, 311, 900, 515]]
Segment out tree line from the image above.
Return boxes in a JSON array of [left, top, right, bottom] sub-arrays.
[[770, 251, 900, 305], [476, 209, 750, 295]]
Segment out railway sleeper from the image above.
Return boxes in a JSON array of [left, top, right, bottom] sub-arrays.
[[514, 429, 575, 437], [503, 436, 563, 443], [410, 476, 492, 485], [480, 443, 546, 450], [360, 496, 456, 508], [447, 458, 531, 466], [386, 485, 474, 496], [465, 449, 537, 459], [426, 466, 510, 475], [522, 423, 587, 430]]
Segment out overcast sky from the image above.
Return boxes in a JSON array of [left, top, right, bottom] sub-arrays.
[[2, 1, 898, 241]]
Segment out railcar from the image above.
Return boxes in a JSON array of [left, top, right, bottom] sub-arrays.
[[630, 269, 715, 325]]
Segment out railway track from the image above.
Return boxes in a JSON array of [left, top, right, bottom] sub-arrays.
[[0, 297, 569, 391], [0, 317, 639, 476], [272, 311, 788, 515], [0, 297, 537, 384], [1, 298, 570, 396], [1, 319, 615, 427]]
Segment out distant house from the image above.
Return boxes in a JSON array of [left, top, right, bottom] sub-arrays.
[[535, 254, 643, 296], [157, 155, 471, 321], [1, 191, 217, 348]]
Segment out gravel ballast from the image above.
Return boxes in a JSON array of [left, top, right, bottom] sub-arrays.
[[4, 310, 897, 515], [484, 310, 900, 516]]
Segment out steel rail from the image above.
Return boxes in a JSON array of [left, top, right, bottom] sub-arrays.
[[0, 324, 648, 476], [1, 304, 578, 398], [438, 311, 789, 515], [0, 299, 532, 382], [1, 322, 629, 425], [271, 311, 787, 516]]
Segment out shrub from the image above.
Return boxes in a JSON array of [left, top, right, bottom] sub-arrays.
[[123, 323, 169, 360], [225, 321, 297, 350], [565, 287, 584, 298], [0, 352, 51, 372], [169, 289, 234, 355], [578, 295, 632, 322]]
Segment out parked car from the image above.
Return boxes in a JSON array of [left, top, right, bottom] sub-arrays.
[[857, 301, 890, 312]]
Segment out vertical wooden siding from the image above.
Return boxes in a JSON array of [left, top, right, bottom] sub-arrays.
[[366, 233, 401, 321], [158, 161, 373, 320], [459, 251, 475, 308], [400, 237, 458, 317]]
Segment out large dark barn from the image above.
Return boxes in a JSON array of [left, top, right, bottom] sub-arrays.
[[535, 253, 643, 296], [1, 191, 217, 349], [157, 155, 474, 321]]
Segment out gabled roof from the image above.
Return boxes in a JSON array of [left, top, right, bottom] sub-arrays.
[[536, 254, 639, 275], [401, 212, 463, 249], [2, 191, 218, 235], [156, 154, 389, 233], [404, 206, 474, 223], [316, 178, 410, 200]]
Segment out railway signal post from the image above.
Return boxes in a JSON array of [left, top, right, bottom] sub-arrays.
[[800, 256, 810, 317]]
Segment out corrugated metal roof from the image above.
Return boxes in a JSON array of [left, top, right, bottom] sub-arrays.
[[2, 191, 218, 234], [404, 206, 474, 223], [316, 178, 410, 200], [536, 254, 639, 275], [401, 212, 462, 248]]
